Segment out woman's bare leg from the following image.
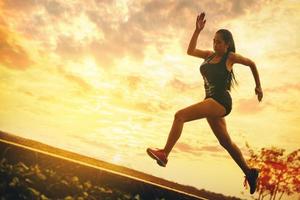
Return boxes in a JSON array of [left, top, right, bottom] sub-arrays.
[[163, 98, 226, 157], [206, 116, 251, 176]]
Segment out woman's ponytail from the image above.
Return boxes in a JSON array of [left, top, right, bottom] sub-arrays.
[[216, 29, 238, 91]]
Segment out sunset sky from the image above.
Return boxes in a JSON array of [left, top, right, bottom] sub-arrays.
[[0, 0, 300, 199]]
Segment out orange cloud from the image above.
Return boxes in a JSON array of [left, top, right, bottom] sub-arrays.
[[175, 142, 223, 155], [0, 0, 269, 72], [0, 23, 33, 70], [264, 83, 300, 93], [200, 145, 223, 153], [126, 75, 142, 90], [37, 95, 60, 104], [1, 0, 37, 11], [134, 102, 160, 113], [131, 100, 172, 113], [235, 96, 265, 114], [57, 66, 92, 92], [175, 142, 201, 154], [168, 78, 198, 92]]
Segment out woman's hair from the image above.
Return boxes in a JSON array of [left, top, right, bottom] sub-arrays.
[[216, 29, 238, 91]]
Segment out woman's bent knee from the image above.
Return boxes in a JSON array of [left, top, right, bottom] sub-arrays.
[[174, 110, 186, 122]]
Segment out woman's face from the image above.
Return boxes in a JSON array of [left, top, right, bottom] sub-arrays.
[[213, 33, 229, 54]]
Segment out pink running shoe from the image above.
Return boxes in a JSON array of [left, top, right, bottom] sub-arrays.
[[146, 148, 168, 167]]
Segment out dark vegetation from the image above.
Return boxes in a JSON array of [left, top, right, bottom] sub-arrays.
[[0, 131, 243, 200]]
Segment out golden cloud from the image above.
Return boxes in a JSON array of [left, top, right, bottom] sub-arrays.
[[0, 22, 33, 70]]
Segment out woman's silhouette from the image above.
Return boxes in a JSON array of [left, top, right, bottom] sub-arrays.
[[146, 12, 263, 195]]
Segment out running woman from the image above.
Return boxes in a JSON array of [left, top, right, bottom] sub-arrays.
[[146, 12, 263, 195]]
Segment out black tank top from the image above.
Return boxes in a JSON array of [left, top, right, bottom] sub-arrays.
[[199, 52, 231, 96]]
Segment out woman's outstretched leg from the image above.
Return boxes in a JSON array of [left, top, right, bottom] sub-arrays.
[[206, 117, 259, 194], [147, 98, 226, 167], [206, 117, 250, 175]]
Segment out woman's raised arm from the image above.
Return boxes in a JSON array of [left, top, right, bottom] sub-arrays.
[[187, 12, 213, 59]]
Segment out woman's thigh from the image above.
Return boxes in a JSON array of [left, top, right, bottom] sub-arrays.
[[206, 117, 232, 146], [176, 98, 226, 122]]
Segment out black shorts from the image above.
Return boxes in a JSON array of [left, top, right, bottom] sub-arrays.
[[204, 91, 232, 117]]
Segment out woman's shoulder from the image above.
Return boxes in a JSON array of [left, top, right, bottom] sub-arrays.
[[227, 51, 254, 66], [227, 51, 235, 59], [227, 51, 238, 64]]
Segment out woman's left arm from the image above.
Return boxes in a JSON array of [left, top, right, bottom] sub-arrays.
[[229, 52, 263, 102]]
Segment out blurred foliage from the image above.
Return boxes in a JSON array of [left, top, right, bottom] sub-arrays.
[[0, 157, 161, 200], [245, 144, 300, 200]]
